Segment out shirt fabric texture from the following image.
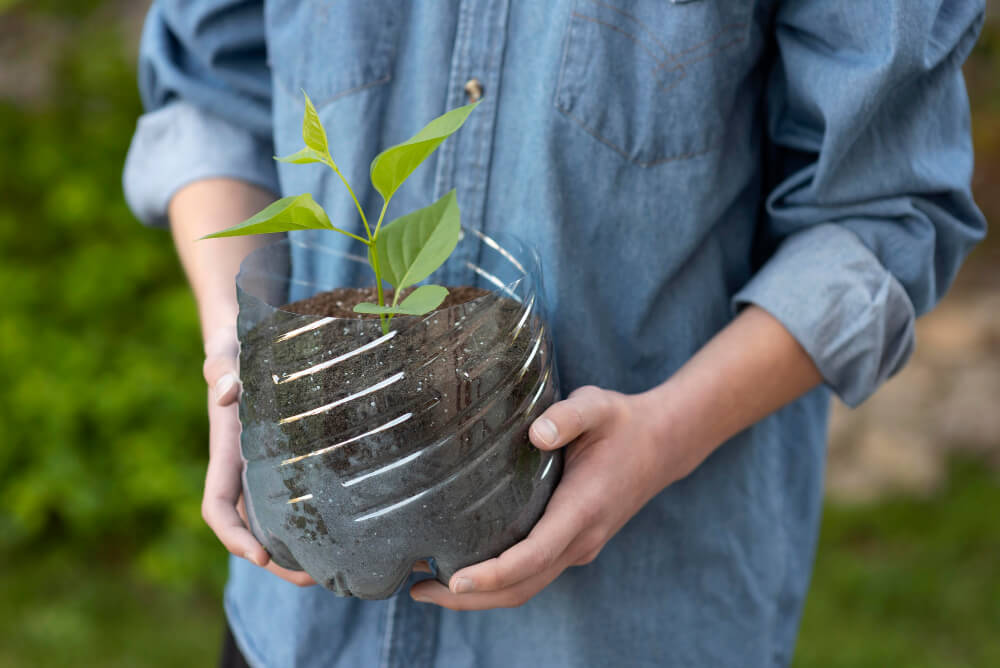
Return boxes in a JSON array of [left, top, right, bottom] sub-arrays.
[[124, 1, 986, 666]]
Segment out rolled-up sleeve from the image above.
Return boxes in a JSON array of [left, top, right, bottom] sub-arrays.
[[733, 0, 987, 407], [123, 0, 278, 228]]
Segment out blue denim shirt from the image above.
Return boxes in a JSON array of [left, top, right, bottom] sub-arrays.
[[124, 1, 986, 666]]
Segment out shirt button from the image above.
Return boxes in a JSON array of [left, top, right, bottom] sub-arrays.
[[464, 78, 484, 103]]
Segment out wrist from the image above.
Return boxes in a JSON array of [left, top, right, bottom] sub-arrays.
[[634, 377, 719, 485], [635, 373, 692, 446]]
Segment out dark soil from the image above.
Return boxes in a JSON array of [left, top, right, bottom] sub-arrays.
[[283, 286, 492, 319]]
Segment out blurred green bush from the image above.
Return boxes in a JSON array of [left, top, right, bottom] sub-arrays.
[[0, 9, 224, 589]]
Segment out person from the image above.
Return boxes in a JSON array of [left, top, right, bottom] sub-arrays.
[[123, 1, 987, 666]]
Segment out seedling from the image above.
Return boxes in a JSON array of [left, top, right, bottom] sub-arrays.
[[203, 92, 480, 334]]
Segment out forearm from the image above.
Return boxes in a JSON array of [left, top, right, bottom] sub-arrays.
[[168, 178, 280, 343], [642, 305, 823, 479]]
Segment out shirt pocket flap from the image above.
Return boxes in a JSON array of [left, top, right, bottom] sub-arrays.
[[555, 0, 753, 166]]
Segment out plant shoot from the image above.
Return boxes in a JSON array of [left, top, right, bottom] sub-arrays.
[[203, 92, 480, 333]]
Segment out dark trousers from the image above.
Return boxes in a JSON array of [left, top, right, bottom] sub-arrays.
[[220, 622, 252, 668]]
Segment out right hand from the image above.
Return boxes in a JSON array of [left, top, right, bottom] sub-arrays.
[[201, 327, 317, 587]]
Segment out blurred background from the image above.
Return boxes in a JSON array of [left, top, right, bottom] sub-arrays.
[[0, 1, 996, 666]]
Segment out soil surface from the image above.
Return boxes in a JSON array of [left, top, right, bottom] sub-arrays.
[[283, 286, 492, 319]]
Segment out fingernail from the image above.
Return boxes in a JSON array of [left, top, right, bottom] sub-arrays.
[[533, 418, 558, 446], [411, 593, 430, 603], [215, 374, 235, 401], [452, 577, 475, 594], [244, 551, 260, 567]]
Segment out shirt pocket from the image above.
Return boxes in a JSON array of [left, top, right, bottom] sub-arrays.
[[266, 0, 400, 106], [555, 0, 753, 166]]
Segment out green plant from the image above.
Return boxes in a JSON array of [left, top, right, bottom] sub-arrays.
[[203, 92, 479, 333]]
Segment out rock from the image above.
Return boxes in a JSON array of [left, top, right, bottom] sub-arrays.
[[914, 300, 991, 364], [826, 427, 943, 503], [933, 361, 1000, 454]]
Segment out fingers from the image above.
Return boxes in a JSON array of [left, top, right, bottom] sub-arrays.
[[201, 329, 314, 588], [202, 488, 269, 567], [529, 385, 616, 450], [203, 355, 241, 406], [410, 528, 601, 610], [410, 562, 561, 610], [265, 561, 317, 587], [440, 387, 610, 597], [443, 487, 589, 595], [214, 372, 241, 406], [425, 387, 626, 607], [202, 461, 269, 567], [202, 394, 269, 567], [203, 327, 241, 406]]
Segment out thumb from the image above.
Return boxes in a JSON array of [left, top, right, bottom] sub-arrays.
[[203, 355, 241, 406], [528, 385, 612, 451]]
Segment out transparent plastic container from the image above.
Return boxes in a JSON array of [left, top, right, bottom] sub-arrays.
[[235, 228, 560, 599]]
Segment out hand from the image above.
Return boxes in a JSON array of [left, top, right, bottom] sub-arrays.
[[201, 327, 316, 587], [407, 306, 824, 609], [409, 385, 696, 610]]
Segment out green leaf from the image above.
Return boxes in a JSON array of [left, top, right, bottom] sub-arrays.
[[200, 193, 339, 239], [397, 284, 449, 313], [369, 101, 480, 202], [301, 91, 329, 157], [353, 285, 449, 316], [274, 146, 326, 165], [372, 189, 461, 290]]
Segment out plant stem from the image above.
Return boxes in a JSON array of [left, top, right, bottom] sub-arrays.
[[371, 199, 392, 308], [371, 200, 394, 331], [385, 271, 403, 332], [319, 155, 387, 330], [323, 157, 373, 239], [368, 239, 388, 333], [373, 199, 391, 240], [331, 226, 370, 245], [371, 198, 401, 334]]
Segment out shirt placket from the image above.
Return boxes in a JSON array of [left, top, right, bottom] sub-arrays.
[[379, 586, 438, 668], [380, 2, 510, 666], [433, 0, 511, 288]]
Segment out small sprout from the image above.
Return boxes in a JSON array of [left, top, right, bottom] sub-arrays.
[[202, 91, 481, 334]]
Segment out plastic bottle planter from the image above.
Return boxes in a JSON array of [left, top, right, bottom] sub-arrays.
[[235, 229, 560, 599]]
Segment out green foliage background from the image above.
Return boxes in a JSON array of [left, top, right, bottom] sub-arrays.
[[0, 2, 997, 666], [0, 5, 222, 591]]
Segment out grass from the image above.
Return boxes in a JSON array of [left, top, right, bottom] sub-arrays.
[[0, 549, 223, 668], [795, 459, 1000, 668]]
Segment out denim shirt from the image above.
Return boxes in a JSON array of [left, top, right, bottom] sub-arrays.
[[124, 1, 985, 666]]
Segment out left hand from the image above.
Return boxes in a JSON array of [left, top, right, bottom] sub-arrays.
[[409, 385, 699, 610]]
